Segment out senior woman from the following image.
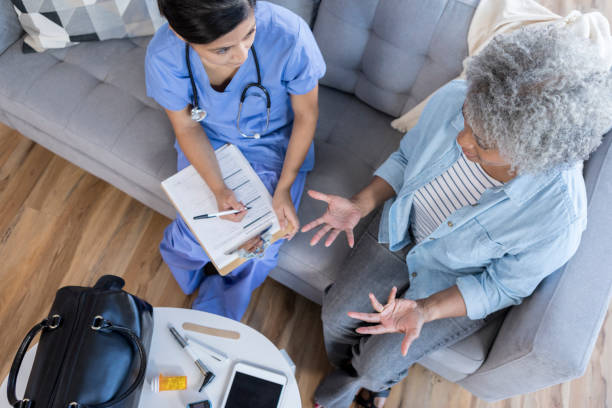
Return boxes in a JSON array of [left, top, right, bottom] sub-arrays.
[[303, 24, 612, 408]]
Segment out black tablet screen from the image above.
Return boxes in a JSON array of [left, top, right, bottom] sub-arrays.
[[225, 372, 283, 408]]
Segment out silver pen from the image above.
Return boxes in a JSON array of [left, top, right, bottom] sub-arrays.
[[186, 334, 229, 362], [193, 206, 252, 220]]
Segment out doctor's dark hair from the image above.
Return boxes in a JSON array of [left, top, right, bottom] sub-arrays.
[[157, 0, 256, 44]]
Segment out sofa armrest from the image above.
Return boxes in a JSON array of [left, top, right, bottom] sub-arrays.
[[458, 130, 612, 401]]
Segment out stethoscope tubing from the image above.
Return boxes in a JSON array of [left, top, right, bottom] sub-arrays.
[[185, 43, 271, 138]]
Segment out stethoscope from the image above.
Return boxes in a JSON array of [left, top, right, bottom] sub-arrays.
[[185, 43, 271, 139]]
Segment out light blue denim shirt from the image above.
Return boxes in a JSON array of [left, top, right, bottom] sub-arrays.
[[374, 80, 587, 320]]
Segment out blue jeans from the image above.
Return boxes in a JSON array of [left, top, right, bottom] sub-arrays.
[[315, 221, 487, 407]]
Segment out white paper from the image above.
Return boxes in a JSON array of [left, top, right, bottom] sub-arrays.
[[161, 144, 280, 269]]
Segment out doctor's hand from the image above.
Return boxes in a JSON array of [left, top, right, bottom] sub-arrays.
[[301, 190, 362, 248], [273, 187, 299, 240], [348, 287, 425, 356], [237, 235, 264, 254], [214, 187, 248, 222]]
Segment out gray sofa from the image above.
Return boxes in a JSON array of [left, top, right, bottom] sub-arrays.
[[2, 0, 611, 401]]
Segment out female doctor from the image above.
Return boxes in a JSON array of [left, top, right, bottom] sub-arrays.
[[145, 0, 325, 320]]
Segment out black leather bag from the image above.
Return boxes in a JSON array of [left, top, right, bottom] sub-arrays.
[[7, 275, 154, 408]]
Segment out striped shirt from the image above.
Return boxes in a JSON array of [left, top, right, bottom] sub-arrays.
[[410, 153, 503, 243]]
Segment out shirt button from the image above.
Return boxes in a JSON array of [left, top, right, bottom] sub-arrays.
[[411, 272, 417, 278], [429, 237, 435, 241], [447, 221, 454, 227]]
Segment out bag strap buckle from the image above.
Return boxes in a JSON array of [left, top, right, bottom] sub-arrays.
[[16, 398, 32, 408], [90, 315, 112, 331], [43, 314, 62, 330]]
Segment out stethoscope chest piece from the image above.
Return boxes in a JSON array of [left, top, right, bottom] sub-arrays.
[[191, 107, 207, 122]]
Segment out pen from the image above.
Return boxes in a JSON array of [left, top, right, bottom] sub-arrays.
[[186, 334, 229, 362], [168, 324, 216, 391], [193, 207, 252, 220]]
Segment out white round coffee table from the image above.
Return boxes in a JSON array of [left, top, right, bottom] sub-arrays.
[[1, 307, 301, 408]]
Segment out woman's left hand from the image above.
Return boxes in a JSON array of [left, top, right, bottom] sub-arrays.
[[273, 187, 299, 240], [348, 287, 426, 356]]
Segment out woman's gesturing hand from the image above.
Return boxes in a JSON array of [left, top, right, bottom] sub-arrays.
[[300, 190, 362, 248], [348, 287, 426, 356]]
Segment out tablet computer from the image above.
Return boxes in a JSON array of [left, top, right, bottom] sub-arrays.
[[220, 362, 287, 408]]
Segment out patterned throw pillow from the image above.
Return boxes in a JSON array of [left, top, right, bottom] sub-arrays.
[[10, 0, 165, 52]]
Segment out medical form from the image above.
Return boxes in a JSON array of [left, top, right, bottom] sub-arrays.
[[161, 144, 282, 275]]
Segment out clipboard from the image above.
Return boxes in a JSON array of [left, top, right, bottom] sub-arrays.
[[161, 144, 289, 275]]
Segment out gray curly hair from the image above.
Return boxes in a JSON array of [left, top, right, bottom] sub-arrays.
[[463, 23, 612, 174]]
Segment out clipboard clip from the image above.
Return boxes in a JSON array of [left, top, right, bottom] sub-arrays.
[[225, 225, 273, 259]]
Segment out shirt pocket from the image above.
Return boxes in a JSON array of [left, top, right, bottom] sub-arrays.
[[437, 218, 505, 269]]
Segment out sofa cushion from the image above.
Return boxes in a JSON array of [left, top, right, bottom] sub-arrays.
[[276, 85, 403, 302], [418, 310, 506, 382], [269, 0, 321, 26], [0, 38, 177, 218], [0, 0, 22, 55], [313, 0, 479, 117]]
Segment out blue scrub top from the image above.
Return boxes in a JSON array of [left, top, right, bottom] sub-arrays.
[[145, 1, 326, 173]]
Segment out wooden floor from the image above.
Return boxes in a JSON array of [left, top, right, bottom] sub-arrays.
[[1, 2, 612, 407], [0, 125, 333, 406]]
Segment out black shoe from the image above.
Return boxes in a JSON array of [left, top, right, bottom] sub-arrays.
[[354, 388, 391, 408], [203, 262, 220, 276]]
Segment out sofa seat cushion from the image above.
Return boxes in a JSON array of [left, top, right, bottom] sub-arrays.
[[276, 85, 403, 302], [418, 310, 506, 382]]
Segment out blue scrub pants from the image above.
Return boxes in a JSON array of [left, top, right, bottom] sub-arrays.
[[160, 147, 307, 321]]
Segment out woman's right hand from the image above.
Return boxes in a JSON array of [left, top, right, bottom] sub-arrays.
[[214, 187, 248, 222], [301, 190, 363, 248], [348, 287, 425, 356]]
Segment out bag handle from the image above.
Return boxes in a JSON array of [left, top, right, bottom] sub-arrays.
[[7, 315, 147, 408], [71, 316, 148, 408], [93, 275, 125, 291], [7, 314, 63, 408]]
